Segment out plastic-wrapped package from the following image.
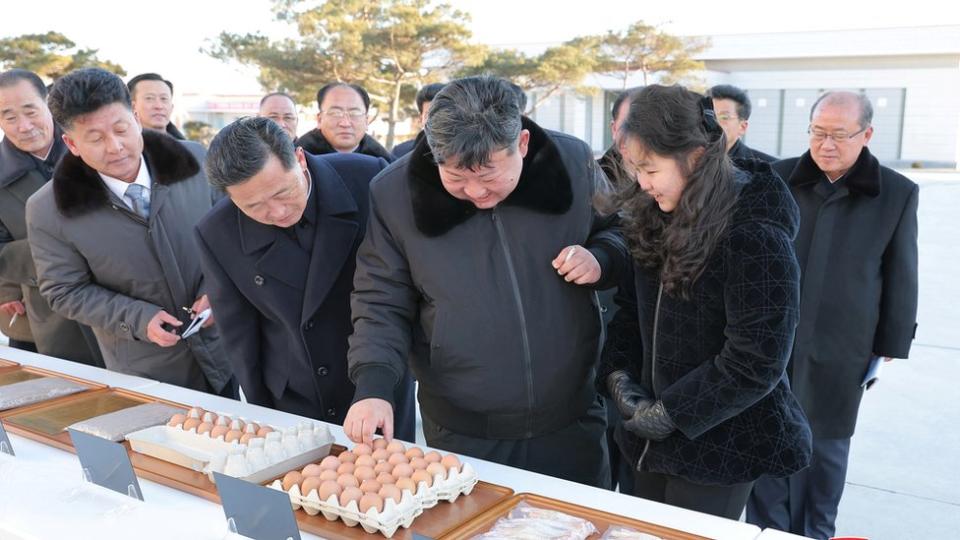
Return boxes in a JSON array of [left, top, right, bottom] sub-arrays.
[[601, 525, 664, 539], [0, 377, 86, 410], [69, 402, 184, 441], [471, 502, 598, 540]]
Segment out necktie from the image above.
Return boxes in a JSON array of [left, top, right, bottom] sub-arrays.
[[125, 183, 151, 219]]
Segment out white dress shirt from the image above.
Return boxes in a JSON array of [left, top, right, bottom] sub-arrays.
[[99, 156, 152, 212]]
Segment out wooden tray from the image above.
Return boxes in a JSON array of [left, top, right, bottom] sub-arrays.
[[440, 492, 710, 540], [0, 365, 46, 387], [0, 366, 106, 412], [289, 480, 513, 540], [0, 358, 18, 367]]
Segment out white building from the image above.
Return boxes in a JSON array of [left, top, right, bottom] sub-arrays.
[[530, 25, 960, 169]]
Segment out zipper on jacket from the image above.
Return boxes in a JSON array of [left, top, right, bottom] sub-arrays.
[[636, 281, 664, 472], [492, 209, 536, 437]]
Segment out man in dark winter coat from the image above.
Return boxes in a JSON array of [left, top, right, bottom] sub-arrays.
[[296, 83, 394, 162], [0, 68, 103, 365], [128, 73, 186, 140], [26, 68, 235, 395], [392, 83, 445, 158], [343, 76, 628, 488], [747, 91, 919, 539], [597, 89, 636, 185], [708, 84, 777, 163], [196, 117, 415, 439]]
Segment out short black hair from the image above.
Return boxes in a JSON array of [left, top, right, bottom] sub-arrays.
[[127, 73, 174, 97], [0, 68, 47, 99], [610, 88, 639, 122], [259, 91, 296, 108], [707, 84, 751, 120], [205, 116, 297, 190], [48, 68, 131, 129], [415, 83, 446, 113], [316, 82, 370, 111]]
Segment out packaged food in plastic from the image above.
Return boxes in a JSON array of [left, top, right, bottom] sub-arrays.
[[601, 524, 664, 539], [69, 402, 184, 442], [0, 377, 86, 410], [471, 502, 598, 540]]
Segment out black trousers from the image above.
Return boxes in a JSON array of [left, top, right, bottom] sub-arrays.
[[421, 397, 611, 489], [632, 470, 754, 521], [7, 339, 37, 352], [746, 436, 851, 540]]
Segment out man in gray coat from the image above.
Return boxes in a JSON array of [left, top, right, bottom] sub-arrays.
[[0, 68, 102, 366], [344, 77, 627, 488], [26, 68, 234, 394]]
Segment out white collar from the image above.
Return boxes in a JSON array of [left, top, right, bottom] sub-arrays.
[[99, 156, 152, 206]]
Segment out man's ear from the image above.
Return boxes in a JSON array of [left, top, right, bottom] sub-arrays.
[[62, 132, 81, 157]]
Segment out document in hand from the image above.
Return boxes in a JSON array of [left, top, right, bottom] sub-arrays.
[[180, 308, 212, 339], [861, 355, 884, 390]]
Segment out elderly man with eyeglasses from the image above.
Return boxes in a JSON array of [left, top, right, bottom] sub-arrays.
[[746, 91, 919, 540], [296, 83, 395, 162]]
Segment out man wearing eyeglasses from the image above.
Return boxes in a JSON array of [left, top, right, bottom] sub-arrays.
[[258, 92, 299, 140], [296, 83, 395, 162], [746, 91, 918, 539], [708, 84, 777, 163]]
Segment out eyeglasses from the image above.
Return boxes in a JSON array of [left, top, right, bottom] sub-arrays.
[[807, 125, 869, 143], [321, 108, 367, 121], [716, 113, 739, 122]]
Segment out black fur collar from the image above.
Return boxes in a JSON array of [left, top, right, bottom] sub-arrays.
[[408, 117, 573, 237], [785, 147, 880, 197], [53, 130, 200, 217]]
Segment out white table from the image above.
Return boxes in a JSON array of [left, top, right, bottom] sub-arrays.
[[0, 347, 765, 540]]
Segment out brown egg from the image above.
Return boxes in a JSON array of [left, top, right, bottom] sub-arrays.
[[404, 447, 424, 460], [318, 469, 338, 482], [355, 454, 376, 468], [358, 492, 384, 513], [353, 443, 373, 456], [336, 462, 355, 475], [243, 423, 259, 434], [426, 462, 447, 481], [374, 461, 394, 475], [411, 469, 433, 488], [318, 480, 341, 502], [375, 472, 395, 485], [167, 413, 186, 427], [378, 484, 402, 504], [338, 451, 357, 463], [239, 433, 256, 444], [385, 440, 406, 454], [319, 455, 341, 471], [371, 448, 390, 462], [256, 426, 273, 437], [282, 471, 303, 491], [409, 457, 428, 470], [359, 479, 382, 493], [423, 450, 442, 463], [339, 486, 363, 507], [395, 477, 417, 494], [354, 466, 376, 481], [210, 425, 230, 439], [201, 411, 218, 424], [372, 438, 389, 450], [387, 453, 409, 466], [301, 463, 324, 477], [196, 422, 213, 435], [300, 476, 323, 497], [441, 454, 461, 472], [336, 473, 360, 489], [224, 430, 242, 443], [182, 418, 202, 431], [392, 463, 414, 478]]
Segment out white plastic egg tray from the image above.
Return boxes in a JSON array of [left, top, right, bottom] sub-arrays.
[[126, 418, 333, 484], [268, 462, 479, 538]]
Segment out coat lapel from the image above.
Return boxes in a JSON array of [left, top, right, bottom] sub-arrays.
[[300, 158, 360, 322], [238, 214, 310, 291]]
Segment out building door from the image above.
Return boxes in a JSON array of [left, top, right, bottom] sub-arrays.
[[864, 88, 905, 161], [781, 89, 821, 158], [742, 89, 782, 159]]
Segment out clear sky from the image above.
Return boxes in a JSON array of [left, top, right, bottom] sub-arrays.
[[1, 0, 957, 95]]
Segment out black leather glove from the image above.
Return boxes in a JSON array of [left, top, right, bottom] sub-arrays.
[[623, 400, 676, 441], [606, 370, 649, 419]]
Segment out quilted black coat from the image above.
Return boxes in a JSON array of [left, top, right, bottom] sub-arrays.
[[600, 159, 812, 486]]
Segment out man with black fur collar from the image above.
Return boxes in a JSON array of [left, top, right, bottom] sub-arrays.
[[344, 76, 627, 488], [25, 68, 235, 395]]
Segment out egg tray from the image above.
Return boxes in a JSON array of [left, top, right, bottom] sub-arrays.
[[268, 462, 480, 538], [127, 417, 334, 485]]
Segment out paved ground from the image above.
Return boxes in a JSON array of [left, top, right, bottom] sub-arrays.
[[832, 171, 960, 539]]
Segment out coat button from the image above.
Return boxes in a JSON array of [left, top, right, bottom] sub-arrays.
[[254, 275, 264, 286], [119, 322, 129, 332], [316, 366, 329, 377], [303, 318, 315, 331], [326, 408, 337, 417]]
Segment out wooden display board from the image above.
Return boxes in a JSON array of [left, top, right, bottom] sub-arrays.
[[440, 492, 711, 540]]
